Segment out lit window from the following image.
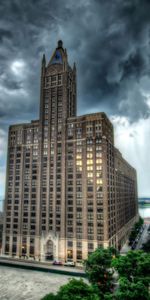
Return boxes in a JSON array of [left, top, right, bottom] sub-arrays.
[[76, 154, 82, 159], [96, 159, 102, 164], [87, 173, 93, 178], [76, 166, 82, 172], [87, 146, 93, 152], [76, 147, 82, 153], [87, 159, 93, 165], [87, 166, 93, 171], [87, 178, 93, 184], [96, 172, 102, 178], [96, 165, 102, 170], [96, 145, 102, 151], [96, 152, 102, 157], [97, 179, 103, 184], [76, 160, 82, 166], [87, 153, 93, 158]]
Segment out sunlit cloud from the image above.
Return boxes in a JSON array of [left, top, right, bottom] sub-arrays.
[[0, 129, 7, 158], [10, 60, 26, 76], [111, 115, 150, 197]]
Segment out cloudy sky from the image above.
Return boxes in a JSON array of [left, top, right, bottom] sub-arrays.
[[0, 0, 150, 207]]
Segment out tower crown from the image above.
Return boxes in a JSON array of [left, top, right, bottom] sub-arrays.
[[48, 40, 66, 66], [57, 40, 63, 48]]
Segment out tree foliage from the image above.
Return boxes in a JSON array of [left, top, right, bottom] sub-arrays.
[[84, 247, 118, 295], [41, 278, 99, 300], [106, 278, 150, 300], [111, 250, 150, 287], [41, 246, 150, 300]]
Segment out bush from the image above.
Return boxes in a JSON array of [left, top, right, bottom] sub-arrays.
[[41, 278, 99, 300]]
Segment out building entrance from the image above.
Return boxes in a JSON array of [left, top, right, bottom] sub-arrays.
[[40, 232, 59, 261], [45, 239, 54, 260]]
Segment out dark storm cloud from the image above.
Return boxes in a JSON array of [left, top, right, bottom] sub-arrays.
[[1, 0, 150, 199], [71, 0, 150, 120], [0, 0, 150, 128], [0, 29, 12, 42]]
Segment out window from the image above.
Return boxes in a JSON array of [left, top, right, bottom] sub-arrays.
[[88, 243, 94, 250], [87, 186, 93, 192], [77, 250, 82, 260], [96, 159, 102, 164], [87, 153, 93, 158], [87, 160, 93, 165], [87, 173, 93, 178]]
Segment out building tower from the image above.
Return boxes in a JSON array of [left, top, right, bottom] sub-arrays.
[[2, 41, 138, 262], [39, 40, 76, 259]]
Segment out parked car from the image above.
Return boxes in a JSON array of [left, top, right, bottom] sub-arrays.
[[64, 261, 75, 267], [52, 260, 63, 266]]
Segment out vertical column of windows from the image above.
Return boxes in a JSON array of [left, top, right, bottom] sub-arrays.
[[95, 142, 104, 242], [76, 139, 83, 241], [107, 141, 116, 242], [67, 141, 74, 240], [86, 140, 94, 241], [55, 143, 62, 232], [5, 145, 15, 254]]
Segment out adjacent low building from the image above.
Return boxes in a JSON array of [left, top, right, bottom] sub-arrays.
[[2, 40, 139, 262]]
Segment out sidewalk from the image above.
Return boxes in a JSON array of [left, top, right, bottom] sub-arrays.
[[120, 242, 130, 254], [0, 256, 86, 277]]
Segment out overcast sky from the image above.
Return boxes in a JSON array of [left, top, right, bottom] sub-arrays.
[[0, 0, 150, 207]]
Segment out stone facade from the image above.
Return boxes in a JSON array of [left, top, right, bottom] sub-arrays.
[[2, 40, 139, 262]]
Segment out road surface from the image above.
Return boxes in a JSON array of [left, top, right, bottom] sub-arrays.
[[136, 224, 149, 249]]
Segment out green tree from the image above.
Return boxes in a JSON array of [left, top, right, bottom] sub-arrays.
[[41, 294, 59, 300], [112, 250, 150, 287], [104, 278, 150, 300], [41, 246, 150, 300], [84, 247, 118, 295], [41, 278, 99, 300], [117, 278, 150, 300]]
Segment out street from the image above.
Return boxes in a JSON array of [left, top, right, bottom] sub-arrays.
[[120, 223, 149, 254], [136, 224, 149, 250]]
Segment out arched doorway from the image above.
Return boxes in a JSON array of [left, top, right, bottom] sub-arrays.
[[45, 239, 54, 260], [40, 232, 59, 261]]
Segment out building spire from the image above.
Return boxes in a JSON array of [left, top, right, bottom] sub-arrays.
[[73, 62, 76, 72], [42, 54, 46, 66], [57, 40, 63, 49]]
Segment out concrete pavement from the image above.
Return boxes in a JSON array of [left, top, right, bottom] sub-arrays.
[[0, 256, 86, 278], [0, 266, 73, 300]]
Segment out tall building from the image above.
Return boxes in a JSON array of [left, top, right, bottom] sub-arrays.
[[2, 41, 138, 262]]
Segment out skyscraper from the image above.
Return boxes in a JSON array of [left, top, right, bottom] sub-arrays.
[[2, 41, 138, 262]]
